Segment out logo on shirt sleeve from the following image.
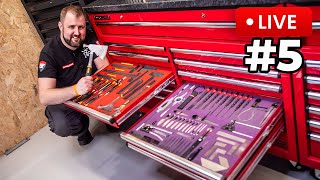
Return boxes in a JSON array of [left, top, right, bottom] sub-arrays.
[[39, 60, 46, 72]]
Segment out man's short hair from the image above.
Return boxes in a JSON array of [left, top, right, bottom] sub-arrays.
[[60, 5, 86, 22]]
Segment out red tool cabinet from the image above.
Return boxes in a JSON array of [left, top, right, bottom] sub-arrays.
[[73, 1, 320, 179], [291, 5, 320, 177]]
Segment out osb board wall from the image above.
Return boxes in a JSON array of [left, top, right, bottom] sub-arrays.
[[0, 0, 47, 156]]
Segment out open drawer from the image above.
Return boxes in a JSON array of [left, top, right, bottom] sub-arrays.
[[121, 82, 283, 179], [65, 62, 174, 127]]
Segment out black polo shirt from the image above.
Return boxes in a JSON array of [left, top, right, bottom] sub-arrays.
[[38, 35, 98, 88]]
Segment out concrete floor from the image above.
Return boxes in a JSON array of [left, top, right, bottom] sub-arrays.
[[0, 119, 315, 180]]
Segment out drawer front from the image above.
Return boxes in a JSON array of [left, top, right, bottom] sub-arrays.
[[306, 76, 320, 92], [302, 47, 320, 92], [303, 6, 320, 46], [236, 120, 284, 179], [121, 82, 283, 179], [171, 47, 281, 86], [306, 91, 320, 106], [309, 133, 320, 158], [90, 9, 256, 43], [301, 46, 320, 76], [306, 60, 320, 76], [308, 105, 320, 120], [308, 119, 320, 134]]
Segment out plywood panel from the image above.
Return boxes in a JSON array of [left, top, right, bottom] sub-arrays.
[[0, 0, 47, 155]]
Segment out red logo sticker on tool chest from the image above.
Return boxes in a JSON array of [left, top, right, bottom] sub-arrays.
[[39, 60, 46, 72]]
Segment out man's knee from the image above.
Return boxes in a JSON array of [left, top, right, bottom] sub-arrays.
[[45, 105, 89, 137], [45, 104, 82, 137], [49, 120, 70, 137]]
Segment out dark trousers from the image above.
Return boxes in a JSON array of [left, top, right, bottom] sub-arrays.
[[45, 104, 89, 137]]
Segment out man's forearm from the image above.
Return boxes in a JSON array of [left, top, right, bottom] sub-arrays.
[[40, 86, 77, 105]]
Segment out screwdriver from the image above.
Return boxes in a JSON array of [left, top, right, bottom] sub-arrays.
[[227, 96, 252, 118], [196, 89, 216, 109], [202, 90, 221, 109], [210, 92, 232, 115], [216, 93, 239, 116], [222, 94, 243, 117]]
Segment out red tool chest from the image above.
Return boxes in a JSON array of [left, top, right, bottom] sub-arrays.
[[70, 1, 320, 179], [291, 4, 320, 177]]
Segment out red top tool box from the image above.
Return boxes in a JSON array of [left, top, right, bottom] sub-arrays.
[[66, 0, 320, 179]]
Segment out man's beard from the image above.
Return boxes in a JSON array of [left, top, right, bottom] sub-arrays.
[[63, 34, 84, 48]]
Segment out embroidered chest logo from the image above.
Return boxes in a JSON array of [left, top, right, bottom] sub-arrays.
[[39, 60, 46, 72], [62, 62, 74, 69], [81, 47, 91, 58]]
